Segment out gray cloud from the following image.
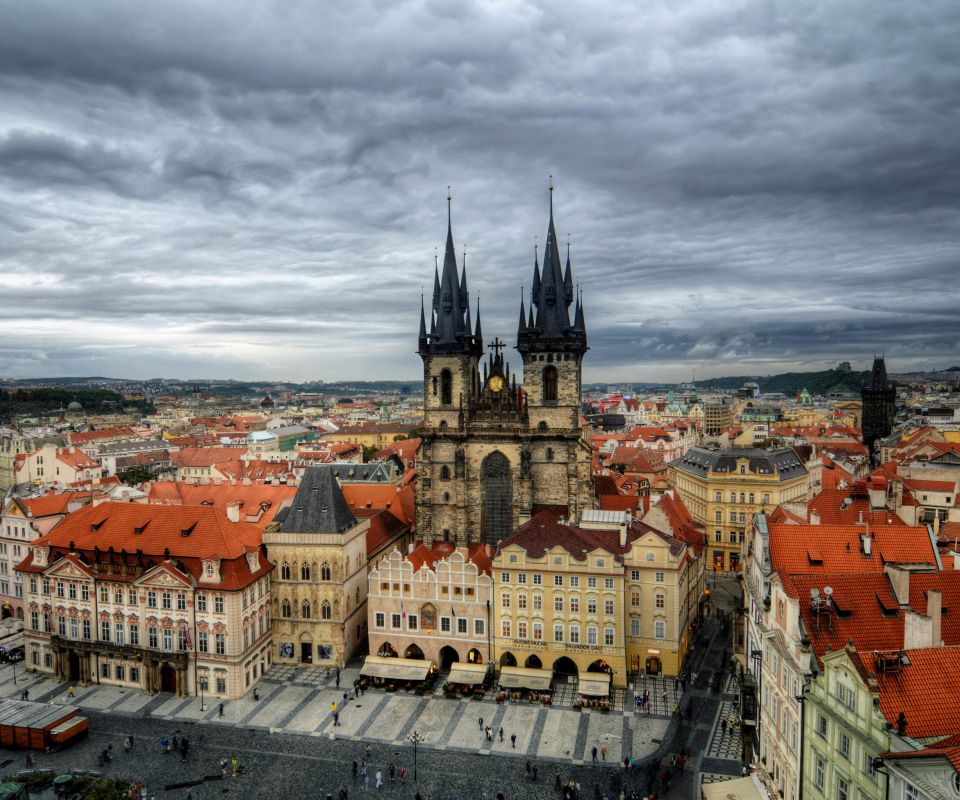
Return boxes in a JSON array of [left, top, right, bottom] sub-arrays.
[[0, 0, 958, 383]]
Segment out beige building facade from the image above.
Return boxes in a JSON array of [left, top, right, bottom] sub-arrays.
[[367, 542, 493, 666], [265, 467, 371, 666]]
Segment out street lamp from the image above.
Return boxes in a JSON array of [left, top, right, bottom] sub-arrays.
[[197, 677, 205, 712], [407, 730, 424, 782]]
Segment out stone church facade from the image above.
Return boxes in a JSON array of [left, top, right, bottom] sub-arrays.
[[415, 192, 594, 547]]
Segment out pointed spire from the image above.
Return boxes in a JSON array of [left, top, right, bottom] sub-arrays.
[[534, 181, 571, 337], [419, 293, 427, 341], [528, 302, 535, 329], [531, 238, 541, 306], [518, 291, 527, 335], [459, 244, 469, 308], [474, 298, 483, 344], [563, 235, 574, 306], [432, 255, 440, 310], [573, 287, 584, 332], [434, 188, 468, 344]]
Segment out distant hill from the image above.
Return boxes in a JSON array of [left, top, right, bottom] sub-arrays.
[[700, 369, 882, 395]]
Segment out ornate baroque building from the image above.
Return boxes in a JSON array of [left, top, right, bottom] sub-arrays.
[[415, 192, 594, 546]]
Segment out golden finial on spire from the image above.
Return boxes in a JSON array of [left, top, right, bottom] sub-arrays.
[[447, 184, 451, 200]]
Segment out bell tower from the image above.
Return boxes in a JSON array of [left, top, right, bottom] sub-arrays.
[[416, 193, 483, 544]]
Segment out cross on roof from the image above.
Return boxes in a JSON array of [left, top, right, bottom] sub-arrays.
[[488, 337, 506, 357]]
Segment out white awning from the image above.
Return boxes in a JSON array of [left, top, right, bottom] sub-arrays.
[[498, 666, 551, 690], [578, 673, 612, 697], [360, 656, 435, 681], [447, 662, 488, 685], [701, 775, 770, 800]]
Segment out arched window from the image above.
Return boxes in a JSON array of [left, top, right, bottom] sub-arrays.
[[440, 465, 450, 480], [482, 451, 512, 546], [321, 562, 331, 581], [281, 562, 291, 580], [748, 493, 755, 504], [301, 563, 311, 581], [443, 492, 451, 503], [730, 492, 736, 503], [538, 421, 547, 431], [281, 600, 291, 618], [322, 600, 331, 620], [439, 420, 447, 429], [546, 448, 553, 461], [739, 493, 745, 503], [543, 366, 558, 402], [441, 370, 452, 405], [302, 601, 311, 619]]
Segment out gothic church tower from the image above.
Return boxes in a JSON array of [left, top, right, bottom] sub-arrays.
[[416, 190, 594, 547]]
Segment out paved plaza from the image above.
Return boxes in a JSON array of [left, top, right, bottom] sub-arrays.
[[0, 574, 747, 798]]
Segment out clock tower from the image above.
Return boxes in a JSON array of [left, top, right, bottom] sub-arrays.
[[415, 191, 594, 547]]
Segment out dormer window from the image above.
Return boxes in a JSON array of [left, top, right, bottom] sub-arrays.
[[206, 565, 214, 576]]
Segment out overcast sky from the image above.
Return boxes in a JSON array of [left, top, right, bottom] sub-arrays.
[[1, 0, 958, 385]]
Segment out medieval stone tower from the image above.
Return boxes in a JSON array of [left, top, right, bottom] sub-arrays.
[[415, 190, 594, 547]]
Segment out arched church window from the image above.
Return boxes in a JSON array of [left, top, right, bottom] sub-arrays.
[[440, 466, 450, 480], [321, 562, 331, 581], [443, 492, 451, 503], [281, 599, 291, 618], [441, 370, 453, 405], [482, 451, 512, 546], [546, 448, 553, 461], [281, 562, 291, 581], [302, 601, 311, 619], [538, 421, 547, 431], [440, 420, 447, 429], [301, 563, 311, 581], [322, 600, 331, 619], [543, 366, 557, 401]]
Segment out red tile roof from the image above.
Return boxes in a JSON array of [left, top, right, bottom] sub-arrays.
[[68, 427, 136, 446], [147, 481, 296, 529], [174, 447, 248, 467], [8, 493, 74, 518], [808, 487, 910, 527], [366, 510, 409, 557], [793, 572, 960, 669], [852, 645, 960, 739], [18, 503, 270, 590], [405, 541, 492, 575]]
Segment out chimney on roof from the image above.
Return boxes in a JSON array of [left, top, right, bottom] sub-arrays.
[[226, 502, 241, 523], [485, 544, 493, 558], [861, 533, 871, 556], [810, 509, 821, 525], [121, 490, 130, 503], [929, 589, 942, 647], [933, 516, 941, 536], [242, 477, 251, 486], [69, 447, 75, 454], [886, 564, 910, 607]]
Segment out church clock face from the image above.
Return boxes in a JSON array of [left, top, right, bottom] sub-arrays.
[[489, 376, 503, 392]]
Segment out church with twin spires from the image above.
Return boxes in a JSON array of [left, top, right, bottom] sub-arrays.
[[415, 191, 594, 547]]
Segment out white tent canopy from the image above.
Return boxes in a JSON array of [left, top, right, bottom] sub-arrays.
[[578, 672, 612, 697], [360, 656, 434, 681], [498, 666, 551, 690], [447, 662, 488, 685]]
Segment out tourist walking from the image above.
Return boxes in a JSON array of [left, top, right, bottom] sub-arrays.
[[375, 770, 382, 789]]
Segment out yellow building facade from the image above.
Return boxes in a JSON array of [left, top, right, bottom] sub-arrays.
[[669, 446, 810, 571]]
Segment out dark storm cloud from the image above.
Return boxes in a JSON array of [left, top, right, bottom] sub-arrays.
[[0, 0, 958, 382]]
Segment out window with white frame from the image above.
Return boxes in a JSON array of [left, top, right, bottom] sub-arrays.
[[839, 733, 850, 759], [815, 758, 824, 790], [630, 618, 640, 637], [458, 618, 467, 634], [655, 620, 665, 638], [569, 625, 580, 644], [587, 626, 597, 645], [604, 628, 614, 646], [375, 612, 385, 628]]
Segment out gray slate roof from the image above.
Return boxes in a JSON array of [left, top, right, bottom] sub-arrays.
[[272, 424, 311, 438], [275, 466, 357, 534], [97, 440, 164, 455], [670, 446, 806, 481]]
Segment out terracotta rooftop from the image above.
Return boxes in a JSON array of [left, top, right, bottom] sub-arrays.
[[851, 645, 960, 739]]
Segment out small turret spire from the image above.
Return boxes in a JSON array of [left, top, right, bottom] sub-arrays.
[[474, 297, 483, 344], [518, 285, 527, 335], [419, 292, 427, 342]]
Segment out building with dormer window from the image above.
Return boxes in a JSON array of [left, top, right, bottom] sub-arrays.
[[15, 503, 273, 700]]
